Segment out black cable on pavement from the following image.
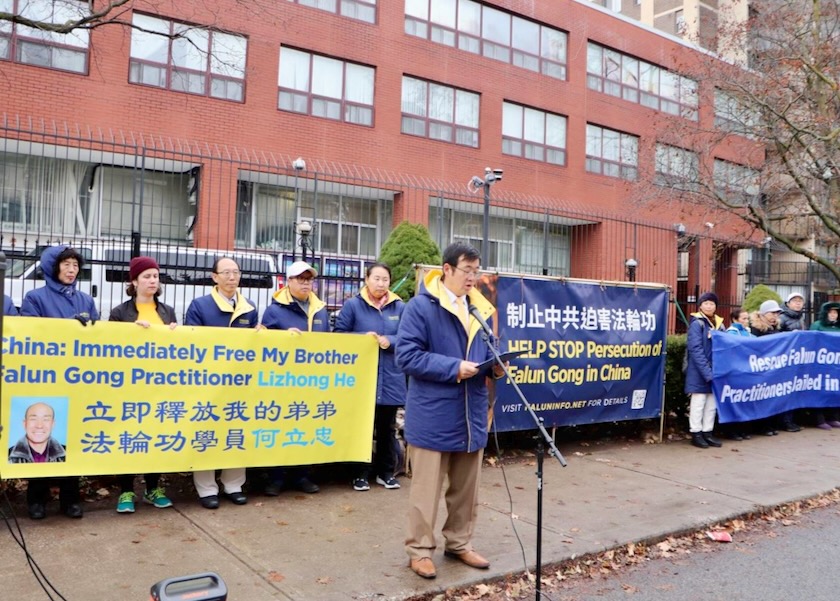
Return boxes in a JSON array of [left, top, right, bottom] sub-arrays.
[[1, 489, 68, 601]]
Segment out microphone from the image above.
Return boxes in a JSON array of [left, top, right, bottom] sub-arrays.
[[468, 304, 494, 341]]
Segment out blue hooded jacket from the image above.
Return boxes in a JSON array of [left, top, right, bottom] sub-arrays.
[[3, 295, 18, 316], [684, 311, 725, 394], [20, 245, 98, 320], [396, 271, 496, 453], [334, 287, 406, 406]]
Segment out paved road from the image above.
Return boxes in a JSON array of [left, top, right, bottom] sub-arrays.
[[548, 502, 840, 601]]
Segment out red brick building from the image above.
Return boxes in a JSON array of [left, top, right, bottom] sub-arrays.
[[0, 0, 755, 316]]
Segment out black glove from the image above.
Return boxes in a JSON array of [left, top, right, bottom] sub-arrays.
[[74, 313, 90, 326]]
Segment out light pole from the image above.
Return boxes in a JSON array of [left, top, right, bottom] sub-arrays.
[[625, 258, 637, 282], [468, 167, 503, 257], [291, 157, 306, 261]]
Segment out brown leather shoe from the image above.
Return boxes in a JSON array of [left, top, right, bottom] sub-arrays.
[[444, 549, 490, 569], [409, 557, 436, 579]]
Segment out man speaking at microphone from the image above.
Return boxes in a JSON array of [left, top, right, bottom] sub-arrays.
[[396, 242, 504, 580]]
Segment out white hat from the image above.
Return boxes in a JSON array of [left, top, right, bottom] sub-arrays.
[[786, 292, 804, 303], [287, 261, 317, 279], [759, 299, 783, 314]]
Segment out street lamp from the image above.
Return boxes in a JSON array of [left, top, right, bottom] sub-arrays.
[[291, 157, 306, 261], [467, 167, 503, 256], [625, 258, 638, 282]]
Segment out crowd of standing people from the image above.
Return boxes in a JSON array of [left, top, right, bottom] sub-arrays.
[[3, 241, 501, 581], [684, 290, 840, 449]]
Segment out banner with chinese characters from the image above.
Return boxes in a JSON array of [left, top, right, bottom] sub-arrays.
[[0, 317, 377, 479], [712, 330, 840, 423], [490, 276, 668, 431]]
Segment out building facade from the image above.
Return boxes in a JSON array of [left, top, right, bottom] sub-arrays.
[[1, 0, 757, 319]]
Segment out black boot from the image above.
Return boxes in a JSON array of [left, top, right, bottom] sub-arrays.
[[691, 433, 709, 448], [703, 432, 722, 447]]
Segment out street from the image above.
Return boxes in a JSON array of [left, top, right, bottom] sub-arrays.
[[546, 502, 840, 601]]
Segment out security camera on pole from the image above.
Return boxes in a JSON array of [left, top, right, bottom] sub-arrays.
[[467, 167, 503, 257]]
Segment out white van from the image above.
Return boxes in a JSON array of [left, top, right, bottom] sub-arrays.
[[3, 241, 280, 323]]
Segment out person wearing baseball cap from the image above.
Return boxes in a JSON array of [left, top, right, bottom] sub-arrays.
[[260, 260, 330, 495], [684, 292, 726, 449], [748, 297, 785, 435], [109, 256, 178, 514]]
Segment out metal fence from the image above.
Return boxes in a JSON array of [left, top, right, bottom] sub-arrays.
[[2, 115, 801, 329]]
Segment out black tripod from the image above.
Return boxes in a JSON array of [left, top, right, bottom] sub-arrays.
[[470, 305, 566, 600]]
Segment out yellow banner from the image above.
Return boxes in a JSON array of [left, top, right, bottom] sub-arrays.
[[0, 317, 378, 479]]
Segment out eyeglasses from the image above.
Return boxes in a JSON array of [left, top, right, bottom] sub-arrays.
[[215, 270, 241, 278], [453, 266, 480, 279], [293, 277, 314, 284]]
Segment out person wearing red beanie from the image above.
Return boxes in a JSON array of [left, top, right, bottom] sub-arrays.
[[109, 255, 177, 514]]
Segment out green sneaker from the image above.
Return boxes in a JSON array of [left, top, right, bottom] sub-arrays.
[[116, 492, 136, 513], [143, 487, 173, 509]]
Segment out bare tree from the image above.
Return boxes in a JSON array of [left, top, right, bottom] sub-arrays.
[[636, 0, 840, 283]]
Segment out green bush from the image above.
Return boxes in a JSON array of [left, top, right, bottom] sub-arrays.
[[743, 284, 782, 313], [379, 221, 441, 301], [664, 334, 689, 428]]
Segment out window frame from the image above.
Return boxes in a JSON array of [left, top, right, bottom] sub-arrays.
[[0, 0, 90, 74], [278, 46, 376, 127], [405, 0, 568, 80], [502, 101, 567, 166], [713, 158, 759, 205], [401, 75, 480, 148], [128, 13, 248, 102], [287, 0, 378, 24], [655, 143, 700, 192], [587, 42, 698, 121], [585, 124, 639, 181]]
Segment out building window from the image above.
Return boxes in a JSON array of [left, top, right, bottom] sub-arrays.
[[714, 159, 759, 205], [427, 202, 571, 275], [286, 0, 377, 24], [0, 149, 196, 242], [585, 124, 638, 180], [502, 102, 566, 165], [587, 42, 698, 120], [714, 89, 759, 137], [405, 0, 567, 80], [655, 144, 699, 192], [401, 76, 479, 147], [235, 176, 390, 255], [129, 14, 247, 102], [0, 0, 89, 74], [279, 47, 375, 127]]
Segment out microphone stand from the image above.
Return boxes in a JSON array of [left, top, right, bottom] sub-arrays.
[[470, 305, 566, 601]]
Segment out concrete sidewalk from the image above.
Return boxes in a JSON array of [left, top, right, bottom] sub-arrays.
[[3, 428, 839, 601]]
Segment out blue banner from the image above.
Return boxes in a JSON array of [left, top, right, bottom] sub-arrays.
[[712, 331, 840, 423], [491, 277, 668, 431]]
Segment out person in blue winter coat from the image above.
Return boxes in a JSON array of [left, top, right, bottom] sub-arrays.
[[19, 245, 98, 520], [334, 262, 406, 492], [260, 260, 329, 496], [21, 245, 98, 322], [723, 307, 754, 441], [684, 291, 726, 449], [185, 257, 259, 509], [396, 242, 503, 580], [3, 294, 18, 315]]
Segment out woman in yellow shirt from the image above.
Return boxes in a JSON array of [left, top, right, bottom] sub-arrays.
[[109, 256, 177, 513]]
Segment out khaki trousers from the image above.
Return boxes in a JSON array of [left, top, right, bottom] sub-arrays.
[[405, 445, 483, 560]]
